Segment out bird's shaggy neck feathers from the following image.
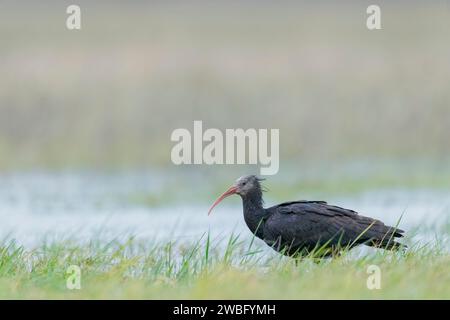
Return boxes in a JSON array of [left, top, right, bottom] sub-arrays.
[[240, 182, 267, 238]]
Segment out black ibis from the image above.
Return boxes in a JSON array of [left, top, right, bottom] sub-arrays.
[[208, 175, 405, 258]]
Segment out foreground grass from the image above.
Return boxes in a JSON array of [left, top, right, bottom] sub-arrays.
[[0, 234, 449, 300]]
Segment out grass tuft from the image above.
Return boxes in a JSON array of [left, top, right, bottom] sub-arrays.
[[0, 233, 448, 299]]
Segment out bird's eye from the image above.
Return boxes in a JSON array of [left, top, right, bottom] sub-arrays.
[[242, 182, 246, 186]]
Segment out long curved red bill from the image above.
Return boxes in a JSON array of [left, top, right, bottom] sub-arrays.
[[208, 186, 237, 215]]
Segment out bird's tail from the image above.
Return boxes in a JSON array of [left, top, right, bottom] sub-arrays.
[[367, 239, 407, 251], [364, 226, 407, 251]]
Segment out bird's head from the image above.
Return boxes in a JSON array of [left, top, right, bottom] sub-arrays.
[[208, 175, 264, 215]]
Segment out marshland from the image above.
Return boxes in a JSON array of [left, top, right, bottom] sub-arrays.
[[0, 1, 449, 299]]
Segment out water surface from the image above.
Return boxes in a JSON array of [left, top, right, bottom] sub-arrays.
[[1, 172, 449, 248]]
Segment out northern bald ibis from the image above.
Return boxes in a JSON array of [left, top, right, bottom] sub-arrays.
[[208, 175, 406, 258]]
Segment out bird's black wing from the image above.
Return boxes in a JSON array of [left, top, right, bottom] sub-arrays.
[[263, 201, 404, 253]]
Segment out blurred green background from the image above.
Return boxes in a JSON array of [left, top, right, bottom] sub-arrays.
[[1, 1, 449, 184], [1, 2, 450, 299]]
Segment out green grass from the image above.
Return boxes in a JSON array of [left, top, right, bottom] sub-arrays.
[[0, 232, 449, 299], [0, 2, 448, 300]]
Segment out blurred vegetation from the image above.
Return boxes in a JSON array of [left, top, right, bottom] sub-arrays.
[[1, 2, 449, 300], [0, 1, 449, 172], [122, 159, 450, 207]]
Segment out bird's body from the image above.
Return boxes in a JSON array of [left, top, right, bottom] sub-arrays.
[[209, 175, 405, 258]]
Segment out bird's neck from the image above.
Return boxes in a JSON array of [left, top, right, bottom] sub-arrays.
[[241, 192, 266, 238]]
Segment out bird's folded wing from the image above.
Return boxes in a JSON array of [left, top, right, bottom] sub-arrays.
[[264, 202, 403, 249]]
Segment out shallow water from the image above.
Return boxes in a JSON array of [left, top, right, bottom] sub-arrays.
[[1, 172, 449, 248]]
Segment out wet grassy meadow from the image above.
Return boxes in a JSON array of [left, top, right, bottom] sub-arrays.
[[0, 1, 449, 298]]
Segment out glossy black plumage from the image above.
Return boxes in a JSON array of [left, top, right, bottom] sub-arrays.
[[209, 175, 406, 258]]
